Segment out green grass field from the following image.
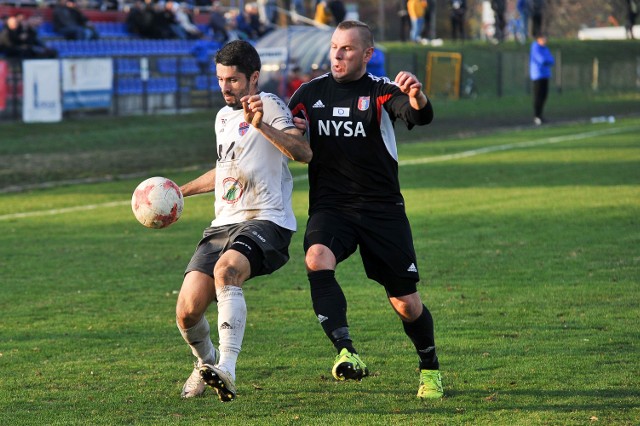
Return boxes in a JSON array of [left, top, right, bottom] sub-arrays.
[[1, 117, 639, 425]]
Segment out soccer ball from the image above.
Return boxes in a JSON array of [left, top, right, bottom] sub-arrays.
[[131, 176, 184, 229]]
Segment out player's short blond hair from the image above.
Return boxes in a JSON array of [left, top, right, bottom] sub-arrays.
[[336, 20, 374, 49]]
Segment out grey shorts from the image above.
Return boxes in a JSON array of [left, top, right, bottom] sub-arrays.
[[185, 220, 293, 279]]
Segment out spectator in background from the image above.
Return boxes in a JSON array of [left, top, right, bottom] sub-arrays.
[[407, 0, 426, 43], [529, 33, 554, 125], [481, 0, 495, 41], [530, 0, 544, 38], [209, 0, 230, 44], [517, 0, 530, 41], [366, 48, 386, 76], [126, 0, 156, 38], [224, 9, 245, 41], [314, 1, 332, 26], [0, 15, 27, 58], [420, 0, 434, 42], [491, 0, 506, 42], [158, 1, 188, 39], [258, 0, 279, 25], [23, 15, 58, 58], [327, 0, 346, 25], [236, 3, 258, 39], [449, 0, 466, 41], [291, 0, 306, 23], [0, 14, 58, 59], [237, 2, 272, 40], [626, 0, 638, 39], [53, 0, 99, 41], [173, 2, 203, 39], [96, 0, 118, 11], [397, 0, 410, 42]]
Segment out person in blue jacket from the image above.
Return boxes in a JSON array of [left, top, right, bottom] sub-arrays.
[[529, 34, 554, 125]]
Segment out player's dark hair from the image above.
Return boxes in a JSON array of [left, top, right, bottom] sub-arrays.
[[214, 40, 262, 80], [336, 20, 374, 48]]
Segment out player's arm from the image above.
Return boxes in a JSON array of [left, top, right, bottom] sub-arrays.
[[241, 94, 312, 164], [180, 168, 216, 197], [391, 71, 434, 126], [395, 71, 430, 110]]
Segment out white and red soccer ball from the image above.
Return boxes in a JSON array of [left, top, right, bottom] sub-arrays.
[[131, 176, 183, 229]]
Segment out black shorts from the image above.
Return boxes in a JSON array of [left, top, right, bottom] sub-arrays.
[[303, 208, 420, 297], [185, 220, 293, 279]]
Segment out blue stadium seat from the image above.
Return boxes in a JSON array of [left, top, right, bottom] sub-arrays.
[[94, 22, 131, 38], [148, 77, 178, 94], [115, 58, 140, 74], [195, 75, 221, 92], [157, 57, 200, 75], [37, 21, 58, 39], [116, 78, 143, 95], [45, 37, 200, 58]]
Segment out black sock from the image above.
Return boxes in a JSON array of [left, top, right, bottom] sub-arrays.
[[402, 304, 439, 370], [308, 270, 355, 353]]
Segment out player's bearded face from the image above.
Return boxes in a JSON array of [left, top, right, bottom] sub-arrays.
[[330, 28, 371, 83], [216, 64, 252, 110]]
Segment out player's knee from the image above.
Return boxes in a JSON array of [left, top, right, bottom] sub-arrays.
[[400, 306, 422, 322], [213, 259, 247, 286], [390, 295, 423, 322], [305, 244, 335, 271], [176, 299, 201, 329]]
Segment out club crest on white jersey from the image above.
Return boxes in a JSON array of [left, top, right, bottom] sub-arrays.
[[222, 177, 243, 203], [238, 121, 250, 136]]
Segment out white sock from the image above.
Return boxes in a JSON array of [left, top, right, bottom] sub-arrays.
[[177, 315, 217, 365], [216, 285, 247, 381]]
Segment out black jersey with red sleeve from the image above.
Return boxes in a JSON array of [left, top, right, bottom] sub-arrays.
[[288, 72, 434, 213]]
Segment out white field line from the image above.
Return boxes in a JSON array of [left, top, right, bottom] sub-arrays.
[[1, 200, 132, 220], [0, 174, 310, 221], [1, 125, 634, 222], [399, 126, 632, 165]]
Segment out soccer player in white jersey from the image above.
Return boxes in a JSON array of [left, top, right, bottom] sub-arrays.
[[175, 40, 311, 402], [288, 20, 443, 399]]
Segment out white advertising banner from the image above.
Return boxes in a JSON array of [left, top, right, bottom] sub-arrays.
[[22, 60, 62, 123], [62, 58, 113, 110]]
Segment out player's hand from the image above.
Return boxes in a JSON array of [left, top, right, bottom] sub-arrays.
[[293, 116, 308, 135], [395, 71, 423, 99], [241, 94, 264, 128]]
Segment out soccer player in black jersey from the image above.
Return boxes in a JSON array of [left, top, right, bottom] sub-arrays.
[[288, 20, 443, 398]]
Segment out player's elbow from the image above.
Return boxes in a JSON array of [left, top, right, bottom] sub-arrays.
[[296, 149, 313, 164], [422, 111, 434, 125], [289, 143, 313, 164], [416, 109, 434, 125]]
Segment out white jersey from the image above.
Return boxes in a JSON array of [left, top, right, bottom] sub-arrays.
[[211, 91, 297, 231]]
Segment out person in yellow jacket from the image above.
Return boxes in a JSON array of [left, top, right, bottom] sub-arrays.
[[314, 0, 333, 26], [407, 0, 427, 42]]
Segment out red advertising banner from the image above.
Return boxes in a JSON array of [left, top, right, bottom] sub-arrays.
[[0, 61, 7, 111]]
